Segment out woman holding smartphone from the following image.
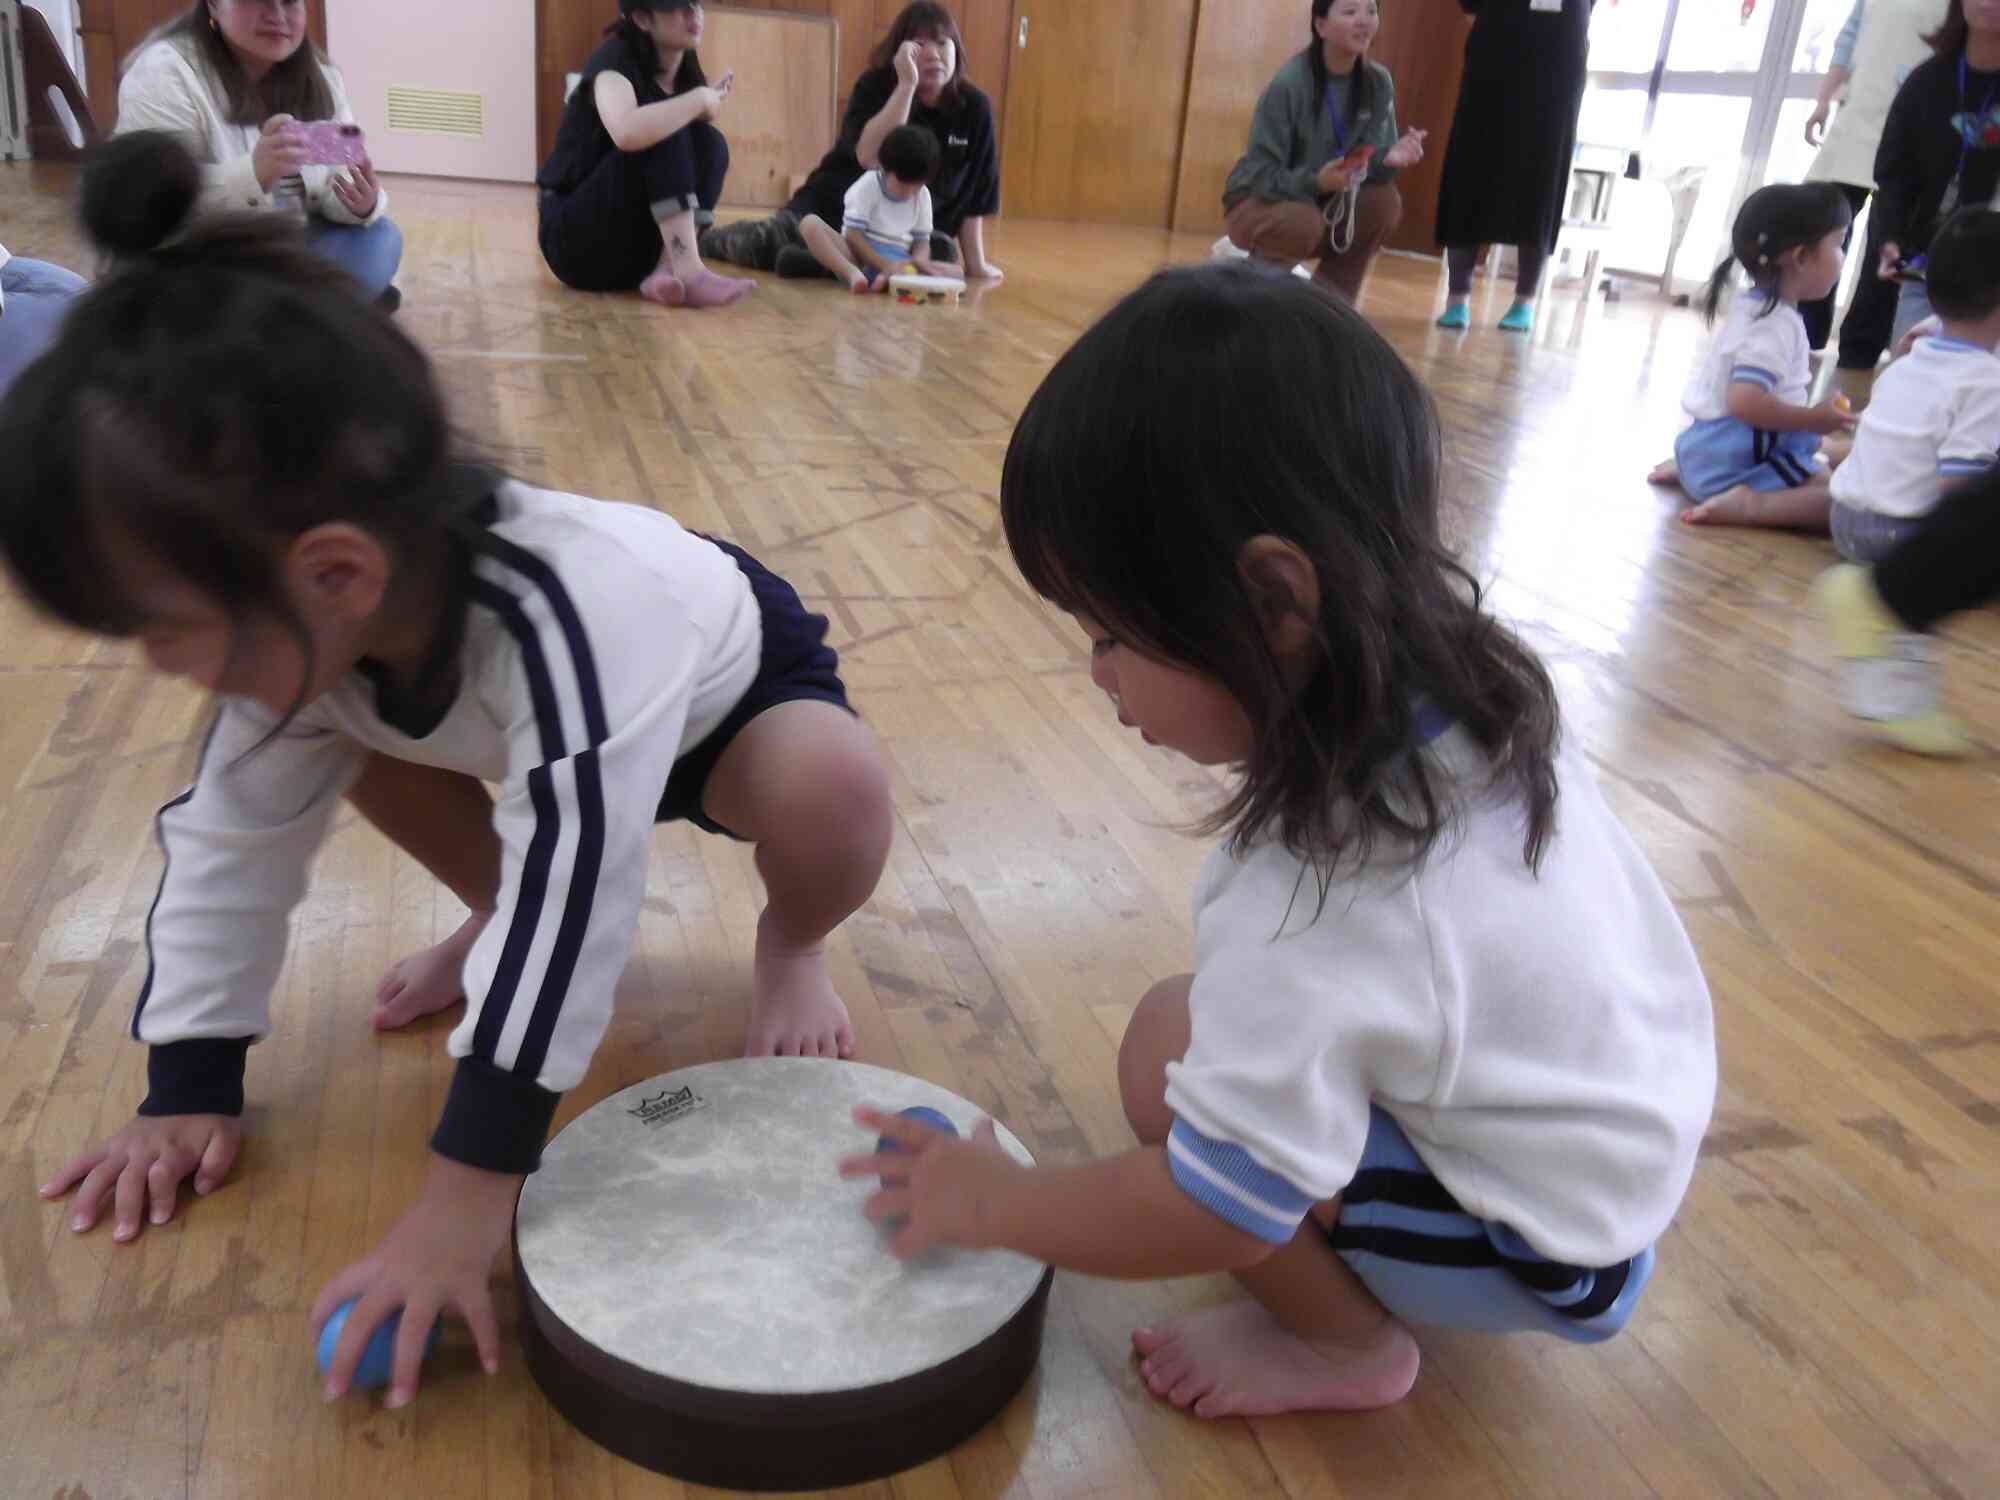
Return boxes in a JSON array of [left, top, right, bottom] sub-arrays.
[[116, 0, 403, 307], [1221, 0, 1426, 306]]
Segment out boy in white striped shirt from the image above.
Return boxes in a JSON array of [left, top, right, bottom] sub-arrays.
[[798, 125, 961, 293]]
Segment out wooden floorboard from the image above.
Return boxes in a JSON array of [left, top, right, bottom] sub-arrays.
[[2, 161, 1998, 1497]]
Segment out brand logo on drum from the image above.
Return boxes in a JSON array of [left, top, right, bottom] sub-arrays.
[[629, 1086, 707, 1127]]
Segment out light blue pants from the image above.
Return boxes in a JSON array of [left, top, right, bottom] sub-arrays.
[[1831, 500, 1925, 563], [1891, 279, 1934, 352], [302, 217, 403, 298], [0, 256, 89, 401]]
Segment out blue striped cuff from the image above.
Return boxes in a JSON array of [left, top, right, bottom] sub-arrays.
[[1166, 1118, 1314, 1244], [1729, 365, 1779, 392], [1939, 457, 1993, 476]]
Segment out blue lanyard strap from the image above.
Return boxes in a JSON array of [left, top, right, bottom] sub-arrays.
[[1323, 76, 1352, 154]]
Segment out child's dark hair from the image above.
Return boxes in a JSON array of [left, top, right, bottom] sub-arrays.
[[1001, 265, 1561, 892], [879, 124, 940, 184], [609, 0, 708, 92], [147, 1, 334, 127], [1921, 208, 2000, 321], [1700, 182, 1851, 322], [0, 132, 482, 722]]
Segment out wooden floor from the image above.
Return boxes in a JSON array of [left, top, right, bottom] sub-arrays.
[[5, 161, 2000, 1499]]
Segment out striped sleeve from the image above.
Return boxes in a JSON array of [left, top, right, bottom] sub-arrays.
[[133, 702, 365, 1117], [1166, 1118, 1316, 1243], [1728, 364, 1780, 393], [436, 535, 695, 1174]]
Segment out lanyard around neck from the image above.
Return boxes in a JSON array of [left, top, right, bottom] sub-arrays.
[[1323, 70, 1357, 153]]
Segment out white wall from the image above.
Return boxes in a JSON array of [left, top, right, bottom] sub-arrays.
[[330, 0, 535, 182], [26, 0, 77, 73]]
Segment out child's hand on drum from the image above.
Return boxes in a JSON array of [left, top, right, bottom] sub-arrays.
[[844, 1105, 1022, 1258], [310, 1155, 519, 1406], [40, 1111, 243, 1242]]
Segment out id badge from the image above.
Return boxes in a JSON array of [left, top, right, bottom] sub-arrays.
[[1530, 0, 1563, 12]]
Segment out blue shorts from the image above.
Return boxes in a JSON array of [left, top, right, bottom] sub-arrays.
[[653, 538, 851, 837], [1326, 1110, 1654, 1342], [1674, 416, 1821, 499]]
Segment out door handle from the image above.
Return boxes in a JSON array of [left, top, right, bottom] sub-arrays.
[[1017, 15, 1028, 48]]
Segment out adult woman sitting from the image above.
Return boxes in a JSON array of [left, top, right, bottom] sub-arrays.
[[701, 2, 1003, 281], [1221, 0, 1426, 305], [1871, 0, 2000, 348], [117, 0, 402, 307], [538, 0, 753, 308]]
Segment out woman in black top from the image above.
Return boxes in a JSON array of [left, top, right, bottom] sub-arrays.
[[537, 0, 754, 308], [701, 2, 1003, 281], [1871, 0, 2000, 346]]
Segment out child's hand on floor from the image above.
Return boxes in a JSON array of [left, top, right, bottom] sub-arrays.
[[310, 1155, 518, 1407], [41, 1111, 243, 1241], [842, 1105, 1025, 1259], [912, 258, 962, 282]]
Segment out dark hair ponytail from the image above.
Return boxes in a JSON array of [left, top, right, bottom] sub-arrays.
[[1701, 181, 1852, 323], [0, 132, 476, 729]]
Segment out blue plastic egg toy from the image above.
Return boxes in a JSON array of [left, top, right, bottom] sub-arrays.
[[316, 1298, 441, 1392]]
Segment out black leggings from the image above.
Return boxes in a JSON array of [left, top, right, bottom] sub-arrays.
[[539, 122, 729, 291], [1876, 462, 2000, 632], [1445, 243, 1547, 299], [1797, 181, 1900, 367]]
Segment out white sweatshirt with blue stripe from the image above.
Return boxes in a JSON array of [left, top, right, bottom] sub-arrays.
[[132, 482, 762, 1173], [1162, 733, 1717, 1269]]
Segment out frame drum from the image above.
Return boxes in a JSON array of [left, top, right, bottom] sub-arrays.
[[514, 1058, 1052, 1489]]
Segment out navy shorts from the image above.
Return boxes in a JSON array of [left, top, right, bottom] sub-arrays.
[[1326, 1110, 1655, 1342], [654, 538, 851, 836]]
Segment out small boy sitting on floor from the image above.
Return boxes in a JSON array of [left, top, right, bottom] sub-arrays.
[[799, 125, 960, 294]]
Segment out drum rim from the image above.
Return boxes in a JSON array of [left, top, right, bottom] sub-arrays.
[[516, 1235, 1054, 1488]]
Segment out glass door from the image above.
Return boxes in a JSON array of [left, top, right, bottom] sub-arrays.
[[1579, 0, 1855, 290]]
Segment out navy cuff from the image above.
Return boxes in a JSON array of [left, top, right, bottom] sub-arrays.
[[139, 1037, 253, 1117], [430, 1057, 561, 1174]]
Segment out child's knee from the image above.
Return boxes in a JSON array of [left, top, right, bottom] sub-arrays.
[[1119, 975, 1193, 1145]]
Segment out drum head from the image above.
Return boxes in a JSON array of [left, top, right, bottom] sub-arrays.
[[514, 1058, 1052, 1489]]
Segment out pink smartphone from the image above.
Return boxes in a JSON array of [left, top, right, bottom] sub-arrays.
[[1340, 144, 1376, 170], [298, 121, 367, 167]]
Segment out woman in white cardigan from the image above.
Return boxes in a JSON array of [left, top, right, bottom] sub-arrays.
[[1801, 0, 1948, 404], [117, 0, 403, 307]]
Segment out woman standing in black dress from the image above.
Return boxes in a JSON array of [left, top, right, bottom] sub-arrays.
[[1433, 0, 1592, 334]]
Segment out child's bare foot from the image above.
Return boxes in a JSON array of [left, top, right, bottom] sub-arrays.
[[845, 272, 872, 295], [1647, 459, 1680, 486], [373, 911, 489, 1030], [640, 270, 686, 307], [680, 268, 755, 308], [1678, 484, 1759, 525], [745, 912, 855, 1058], [1129, 1301, 1419, 1417]]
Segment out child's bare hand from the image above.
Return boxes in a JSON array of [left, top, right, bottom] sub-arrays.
[[42, 1112, 242, 1242], [840, 1106, 1023, 1259], [1807, 394, 1859, 436], [1895, 314, 1942, 359], [310, 1155, 519, 1407], [912, 258, 962, 282]]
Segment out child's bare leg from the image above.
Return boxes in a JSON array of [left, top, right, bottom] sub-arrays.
[[1118, 977, 1421, 1417], [1648, 459, 1681, 486], [699, 701, 893, 1058], [643, 207, 754, 309], [799, 214, 870, 293], [1679, 474, 1832, 530], [345, 755, 499, 1029]]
